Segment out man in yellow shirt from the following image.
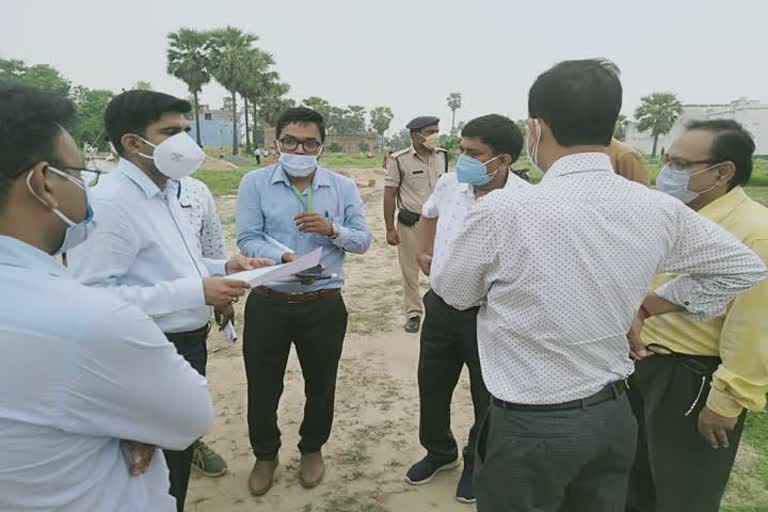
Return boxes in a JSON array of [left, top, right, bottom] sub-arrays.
[[627, 119, 768, 512]]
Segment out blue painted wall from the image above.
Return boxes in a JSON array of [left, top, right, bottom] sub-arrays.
[[189, 119, 242, 148]]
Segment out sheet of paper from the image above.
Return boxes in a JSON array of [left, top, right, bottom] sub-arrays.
[[227, 247, 323, 287], [265, 235, 295, 254], [224, 321, 237, 344]]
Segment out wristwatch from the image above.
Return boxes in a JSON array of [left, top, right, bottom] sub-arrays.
[[328, 222, 339, 239]]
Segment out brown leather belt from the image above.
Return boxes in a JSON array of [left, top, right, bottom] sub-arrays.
[[252, 286, 341, 304]]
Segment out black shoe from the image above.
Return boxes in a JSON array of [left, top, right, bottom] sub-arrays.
[[404, 316, 421, 333], [455, 464, 476, 504], [405, 456, 460, 485]]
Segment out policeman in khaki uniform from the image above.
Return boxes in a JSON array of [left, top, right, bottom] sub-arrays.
[[384, 116, 447, 333]]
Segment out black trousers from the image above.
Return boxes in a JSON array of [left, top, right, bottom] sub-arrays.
[[243, 292, 348, 460], [163, 325, 209, 512], [475, 389, 637, 512], [626, 355, 746, 512], [419, 289, 489, 467]]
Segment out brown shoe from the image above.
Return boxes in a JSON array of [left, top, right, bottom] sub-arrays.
[[248, 457, 279, 496], [299, 451, 325, 488]]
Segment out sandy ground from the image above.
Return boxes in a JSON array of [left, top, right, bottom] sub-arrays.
[[186, 170, 476, 511]]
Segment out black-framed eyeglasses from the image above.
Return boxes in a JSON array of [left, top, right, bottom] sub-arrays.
[[279, 137, 322, 153], [664, 157, 724, 172], [52, 165, 106, 188]]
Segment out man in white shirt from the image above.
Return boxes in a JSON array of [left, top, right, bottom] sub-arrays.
[[0, 81, 214, 512], [405, 114, 529, 505], [432, 59, 768, 512], [68, 90, 271, 512]]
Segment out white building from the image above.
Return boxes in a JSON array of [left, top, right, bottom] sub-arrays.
[[624, 98, 768, 157]]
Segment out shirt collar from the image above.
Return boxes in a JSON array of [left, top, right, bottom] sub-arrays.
[[542, 152, 613, 181], [271, 164, 332, 190], [118, 159, 167, 198], [0, 235, 66, 276], [699, 186, 750, 225]]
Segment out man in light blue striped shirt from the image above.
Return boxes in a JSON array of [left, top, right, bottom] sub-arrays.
[[236, 107, 371, 495], [0, 81, 213, 512]]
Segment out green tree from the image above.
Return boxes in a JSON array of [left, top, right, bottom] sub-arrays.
[[301, 97, 332, 119], [446, 92, 463, 134], [133, 81, 153, 90], [167, 28, 212, 146], [358, 142, 370, 153], [328, 142, 343, 153], [0, 59, 70, 95], [386, 129, 412, 151], [208, 26, 259, 155], [614, 114, 628, 141], [438, 134, 460, 151], [238, 50, 277, 153], [347, 105, 367, 133], [634, 93, 683, 157], [71, 86, 113, 150], [370, 106, 394, 149]]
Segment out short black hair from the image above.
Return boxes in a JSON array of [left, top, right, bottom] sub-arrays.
[[461, 114, 524, 161], [105, 90, 191, 155], [0, 81, 76, 210], [276, 107, 326, 143], [528, 58, 622, 146], [686, 119, 756, 188]]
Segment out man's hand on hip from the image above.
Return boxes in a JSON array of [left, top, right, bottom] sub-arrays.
[[123, 441, 156, 476]]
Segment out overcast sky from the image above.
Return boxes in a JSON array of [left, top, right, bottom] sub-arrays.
[[3, 0, 765, 133]]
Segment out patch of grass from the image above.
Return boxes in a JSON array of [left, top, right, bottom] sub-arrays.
[[745, 187, 768, 207], [723, 414, 768, 511]]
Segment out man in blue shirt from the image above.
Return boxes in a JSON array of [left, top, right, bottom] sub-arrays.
[[237, 107, 372, 495], [0, 82, 213, 512]]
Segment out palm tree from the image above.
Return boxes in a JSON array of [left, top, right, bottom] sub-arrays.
[[614, 114, 628, 141], [634, 93, 683, 157], [370, 106, 394, 148], [167, 28, 212, 146], [347, 105, 367, 133], [208, 27, 259, 155], [446, 92, 463, 134], [238, 50, 277, 153]]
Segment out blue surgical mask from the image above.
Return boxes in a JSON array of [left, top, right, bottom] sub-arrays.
[[455, 154, 501, 186], [656, 164, 718, 204], [27, 168, 97, 255], [279, 148, 322, 178]]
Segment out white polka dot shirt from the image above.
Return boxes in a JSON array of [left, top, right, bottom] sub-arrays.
[[178, 177, 227, 260], [422, 171, 531, 286], [432, 153, 767, 404]]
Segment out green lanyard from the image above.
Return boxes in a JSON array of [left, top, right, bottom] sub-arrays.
[[291, 185, 313, 212]]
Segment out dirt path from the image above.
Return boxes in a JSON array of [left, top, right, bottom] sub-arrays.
[[187, 173, 475, 511]]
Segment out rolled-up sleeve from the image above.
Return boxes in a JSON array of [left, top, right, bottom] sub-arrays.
[[706, 238, 768, 417], [656, 206, 768, 319], [332, 181, 372, 254], [236, 172, 285, 262]]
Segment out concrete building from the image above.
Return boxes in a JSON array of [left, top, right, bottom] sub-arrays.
[[188, 104, 244, 148], [625, 98, 768, 157]]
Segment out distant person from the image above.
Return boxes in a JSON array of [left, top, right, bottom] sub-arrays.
[[431, 59, 767, 512], [254, 147, 263, 165], [627, 120, 768, 512], [409, 114, 529, 504], [382, 148, 393, 170], [384, 116, 447, 333], [236, 107, 371, 496], [0, 81, 214, 512], [607, 137, 650, 185], [67, 90, 272, 512]]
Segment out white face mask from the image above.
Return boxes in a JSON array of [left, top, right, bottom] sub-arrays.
[[138, 132, 206, 179], [526, 120, 543, 173], [656, 164, 719, 204], [419, 133, 440, 151]]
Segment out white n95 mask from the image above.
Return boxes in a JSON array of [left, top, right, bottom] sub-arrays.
[[138, 132, 206, 179]]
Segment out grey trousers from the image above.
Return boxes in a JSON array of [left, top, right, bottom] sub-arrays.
[[626, 355, 746, 512], [475, 391, 637, 512]]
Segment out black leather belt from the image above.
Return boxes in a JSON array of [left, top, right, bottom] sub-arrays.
[[492, 380, 626, 412]]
